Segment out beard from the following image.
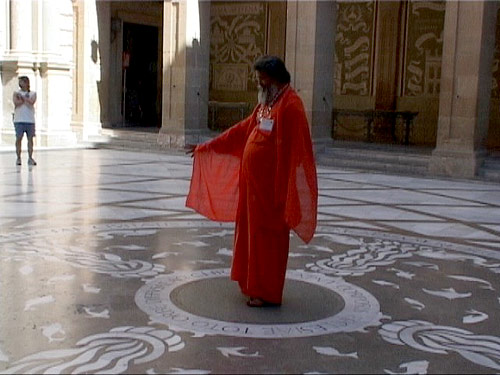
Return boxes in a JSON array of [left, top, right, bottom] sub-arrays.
[[257, 84, 279, 105], [257, 85, 267, 105]]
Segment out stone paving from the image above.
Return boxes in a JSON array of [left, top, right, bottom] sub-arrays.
[[1, 148, 500, 374]]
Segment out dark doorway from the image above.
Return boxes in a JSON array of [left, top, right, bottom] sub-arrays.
[[122, 22, 159, 127]]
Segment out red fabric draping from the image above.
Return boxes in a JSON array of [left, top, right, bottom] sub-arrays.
[[186, 88, 318, 303]]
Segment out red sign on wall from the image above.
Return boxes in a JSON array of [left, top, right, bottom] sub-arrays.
[[122, 52, 130, 68]]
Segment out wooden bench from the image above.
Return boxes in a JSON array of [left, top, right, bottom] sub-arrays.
[[332, 109, 418, 145]]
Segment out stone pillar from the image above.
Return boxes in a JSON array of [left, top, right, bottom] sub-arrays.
[[96, 1, 110, 129], [0, 0, 35, 147], [1, 0, 78, 147], [429, 1, 498, 178], [42, 0, 60, 55], [79, 0, 103, 140], [10, 0, 32, 55], [0, 0, 9, 53], [0, 0, 10, 143], [158, 0, 211, 148], [285, 0, 335, 149], [37, 0, 76, 147]]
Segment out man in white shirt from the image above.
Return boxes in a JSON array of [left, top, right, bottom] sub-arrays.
[[13, 76, 37, 166]]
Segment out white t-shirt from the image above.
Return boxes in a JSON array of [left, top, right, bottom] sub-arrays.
[[13, 90, 36, 123]]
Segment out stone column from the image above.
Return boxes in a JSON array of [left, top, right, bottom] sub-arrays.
[[429, 0, 498, 178], [0, 0, 9, 143], [42, 0, 60, 55], [0, 0, 34, 147], [10, 0, 32, 55], [158, 0, 211, 148], [96, 1, 110, 129], [285, 0, 335, 149], [0, 0, 9, 54], [37, 0, 76, 147], [78, 0, 103, 140]]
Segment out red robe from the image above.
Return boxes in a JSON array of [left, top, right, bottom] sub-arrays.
[[186, 88, 318, 304]]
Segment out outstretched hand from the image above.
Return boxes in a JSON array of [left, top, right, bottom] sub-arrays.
[[184, 144, 197, 158]]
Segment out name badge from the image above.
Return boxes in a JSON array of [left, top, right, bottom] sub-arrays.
[[259, 118, 274, 132]]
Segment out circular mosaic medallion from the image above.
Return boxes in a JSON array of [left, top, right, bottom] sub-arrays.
[[135, 268, 383, 339]]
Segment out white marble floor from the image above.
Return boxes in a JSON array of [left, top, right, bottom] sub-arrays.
[[1, 149, 500, 374]]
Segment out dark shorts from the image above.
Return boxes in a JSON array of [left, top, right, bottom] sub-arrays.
[[14, 122, 36, 138]]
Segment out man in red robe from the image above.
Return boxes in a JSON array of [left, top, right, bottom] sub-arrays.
[[186, 55, 318, 307]]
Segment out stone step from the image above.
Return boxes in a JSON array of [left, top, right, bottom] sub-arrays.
[[482, 157, 500, 170], [478, 169, 500, 183], [89, 129, 162, 151], [102, 129, 159, 140], [478, 156, 500, 182], [98, 138, 165, 152], [88, 129, 215, 152], [322, 146, 430, 166], [316, 154, 429, 176], [317, 142, 431, 176], [87, 131, 498, 182]]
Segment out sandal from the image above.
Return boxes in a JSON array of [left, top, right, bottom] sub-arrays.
[[246, 298, 281, 307], [247, 298, 265, 307]]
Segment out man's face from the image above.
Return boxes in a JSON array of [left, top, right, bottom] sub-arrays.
[[255, 71, 272, 90]]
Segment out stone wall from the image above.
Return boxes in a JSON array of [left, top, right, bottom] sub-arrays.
[[208, 1, 267, 129], [333, 0, 499, 150], [333, 0, 445, 147]]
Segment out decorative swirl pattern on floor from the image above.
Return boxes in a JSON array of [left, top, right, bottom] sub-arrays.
[[2, 239, 165, 279], [379, 320, 500, 371], [306, 238, 416, 276], [1, 221, 499, 373], [305, 228, 500, 277], [0, 327, 184, 375]]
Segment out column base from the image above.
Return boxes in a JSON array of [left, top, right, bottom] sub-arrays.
[[429, 148, 486, 179], [71, 121, 103, 143], [38, 131, 78, 148], [0, 128, 78, 148]]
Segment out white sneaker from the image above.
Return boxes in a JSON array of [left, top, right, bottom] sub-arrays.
[[28, 158, 37, 166], [16, 158, 21, 166]]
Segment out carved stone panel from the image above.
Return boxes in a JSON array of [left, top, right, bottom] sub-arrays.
[[373, 1, 403, 110], [210, 2, 267, 92], [403, 1, 445, 97], [334, 1, 375, 96], [212, 63, 248, 91]]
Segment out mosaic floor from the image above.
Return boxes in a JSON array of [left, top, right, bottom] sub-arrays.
[[1, 148, 500, 374]]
